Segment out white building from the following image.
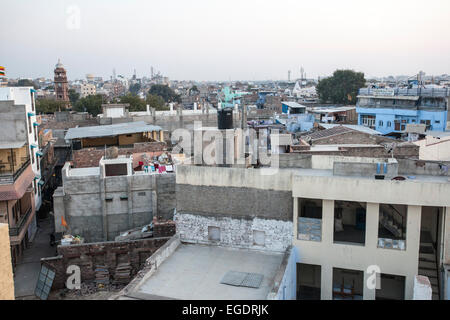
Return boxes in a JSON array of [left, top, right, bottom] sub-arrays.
[[79, 83, 96, 98]]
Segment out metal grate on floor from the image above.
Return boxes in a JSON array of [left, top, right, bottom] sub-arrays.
[[220, 271, 264, 289]]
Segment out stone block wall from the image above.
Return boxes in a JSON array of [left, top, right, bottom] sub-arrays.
[[175, 213, 292, 252]]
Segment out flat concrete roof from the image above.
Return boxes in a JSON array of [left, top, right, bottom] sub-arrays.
[[134, 244, 284, 300]]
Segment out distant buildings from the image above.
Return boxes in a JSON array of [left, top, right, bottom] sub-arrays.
[[356, 87, 449, 135]]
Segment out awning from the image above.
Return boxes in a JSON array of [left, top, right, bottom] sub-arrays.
[[38, 180, 45, 186], [27, 112, 35, 117], [33, 122, 40, 127], [30, 144, 38, 149], [36, 151, 43, 157]]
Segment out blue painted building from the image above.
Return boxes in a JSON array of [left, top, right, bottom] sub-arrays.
[[356, 88, 449, 135]]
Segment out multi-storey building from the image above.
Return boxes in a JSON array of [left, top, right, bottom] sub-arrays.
[[356, 87, 449, 135], [0, 87, 42, 211], [0, 99, 38, 267], [78, 83, 96, 98], [168, 156, 450, 300]]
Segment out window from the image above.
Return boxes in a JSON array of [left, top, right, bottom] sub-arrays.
[[253, 230, 265, 246], [334, 201, 366, 245], [31, 149, 35, 164], [361, 115, 376, 128], [378, 120, 383, 127], [298, 198, 322, 242], [435, 120, 440, 124], [208, 226, 220, 241], [28, 117, 32, 134], [378, 204, 407, 250], [31, 94, 35, 112], [387, 121, 392, 127]]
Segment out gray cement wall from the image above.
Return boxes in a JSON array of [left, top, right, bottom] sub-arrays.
[[176, 184, 293, 221], [53, 165, 176, 242]]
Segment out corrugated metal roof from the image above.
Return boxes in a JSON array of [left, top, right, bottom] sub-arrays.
[[281, 101, 307, 109], [64, 121, 162, 140]]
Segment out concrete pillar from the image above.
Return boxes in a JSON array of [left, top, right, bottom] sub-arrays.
[[194, 102, 198, 111], [127, 176, 133, 230], [321, 264, 333, 300], [293, 198, 298, 242], [169, 103, 173, 112], [322, 200, 334, 245], [365, 203, 379, 249], [100, 177, 108, 241], [444, 207, 450, 265], [405, 205, 422, 299], [146, 104, 150, 115], [320, 200, 334, 300], [159, 130, 164, 142], [153, 131, 157, 141], [363, 269, 376, 300]]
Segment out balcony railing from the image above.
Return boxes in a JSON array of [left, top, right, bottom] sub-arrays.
[[359, 87, 450, 97], [9, 206, 33, 237], [0, 159, 31, 185]]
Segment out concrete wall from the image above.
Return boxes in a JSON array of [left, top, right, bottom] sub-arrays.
[[0, 223, 14, 300], [53, 163, 176, 242], [267, 246, 298, 300]]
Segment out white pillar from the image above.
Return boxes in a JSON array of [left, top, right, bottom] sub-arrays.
[[146, 104, 150, 115], [169, 103, 174, 112], [194, 102, 198, 111]]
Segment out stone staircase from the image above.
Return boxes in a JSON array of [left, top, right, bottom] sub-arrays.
[[418, 238, 440, 300]]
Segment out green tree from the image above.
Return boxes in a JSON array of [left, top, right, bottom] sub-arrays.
[[74, 94, 104, 116], [36, 99, 66, 114], [129, 83, 141, 95], [316, 69, 366, 105], [119, 93, 146, 112], [146, 94, 168, 111], [16, 79, 38, 89], [148, 84, 181, 103], [68, 89, 80, 106], [189, 85, 199, 95]]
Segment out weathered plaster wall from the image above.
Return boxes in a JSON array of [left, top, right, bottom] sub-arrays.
[[175, 212, 292, 252]]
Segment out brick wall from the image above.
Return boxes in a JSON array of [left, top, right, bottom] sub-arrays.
[[153, 217, 176, 237], [41, 236, 172, 290], [0, 224, 14, 299], [72, 142, 167, 168]]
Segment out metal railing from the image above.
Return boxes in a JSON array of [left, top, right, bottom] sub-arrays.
[[359, 87, 450, 97], [0, 159, 31, 185], [9, 206, 33, 237]]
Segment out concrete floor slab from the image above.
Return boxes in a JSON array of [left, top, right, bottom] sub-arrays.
[[135, 244, 284, 300]]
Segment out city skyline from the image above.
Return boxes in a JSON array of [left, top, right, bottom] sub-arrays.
[[1, 0, 450, 81]]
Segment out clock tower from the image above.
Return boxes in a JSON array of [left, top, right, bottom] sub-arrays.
[[54, 59, 70, 108]]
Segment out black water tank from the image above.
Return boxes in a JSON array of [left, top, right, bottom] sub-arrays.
[[217, 108, 233, 129]]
